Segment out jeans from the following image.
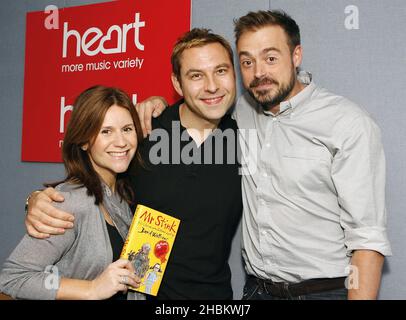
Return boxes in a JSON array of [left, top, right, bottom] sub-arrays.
[[242, 276, 348, 300]]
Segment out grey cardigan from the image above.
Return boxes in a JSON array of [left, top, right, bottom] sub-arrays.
[[0, 182, 145, 300]]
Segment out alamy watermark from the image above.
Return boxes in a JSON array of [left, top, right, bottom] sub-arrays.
[[344, 5, 360, 30], [44, 5, 59, 30], [147, 122, 258, 176], [345, 265, 359, 290], [44, 265, 60, 290]]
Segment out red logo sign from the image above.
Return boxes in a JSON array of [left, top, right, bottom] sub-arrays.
[[21, 0, 191, 162]]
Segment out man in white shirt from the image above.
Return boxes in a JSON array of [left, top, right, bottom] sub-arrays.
[[233, 10, 391, 300]]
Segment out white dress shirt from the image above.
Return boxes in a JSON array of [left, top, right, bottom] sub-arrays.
[[233, 73, 392, 283]]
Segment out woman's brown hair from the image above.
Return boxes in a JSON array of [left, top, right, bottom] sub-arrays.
[[47, 85, 143, 205]]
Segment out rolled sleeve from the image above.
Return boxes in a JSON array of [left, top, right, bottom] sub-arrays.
[[344, 226, 392, 257], [332, 115, 392, 257]]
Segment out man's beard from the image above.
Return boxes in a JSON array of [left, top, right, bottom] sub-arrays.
[[247, 70, 296, 111]]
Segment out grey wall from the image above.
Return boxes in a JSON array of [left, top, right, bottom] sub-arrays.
[[1, 0, 405, 299]]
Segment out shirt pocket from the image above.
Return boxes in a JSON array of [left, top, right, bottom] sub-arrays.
[[276, 146, 332, 195], [282, 146, 332, 163]]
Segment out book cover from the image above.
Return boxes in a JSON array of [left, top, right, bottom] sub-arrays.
[[120, 204, 180, 296]]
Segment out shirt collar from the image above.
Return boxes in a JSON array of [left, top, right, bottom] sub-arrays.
[[157, 99, 183, 131]]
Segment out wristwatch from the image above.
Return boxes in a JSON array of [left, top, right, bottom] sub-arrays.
[[24, 190, 42, 215]]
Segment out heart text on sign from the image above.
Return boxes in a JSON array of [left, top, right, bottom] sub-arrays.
[[62, 12, 145, 58]]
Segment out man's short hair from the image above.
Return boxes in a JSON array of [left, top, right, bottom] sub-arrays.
[[234, 10, 301, 53], [171, 28, 234, 80]]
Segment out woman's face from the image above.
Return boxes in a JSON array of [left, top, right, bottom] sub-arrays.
[[85, 104, 137, 187]]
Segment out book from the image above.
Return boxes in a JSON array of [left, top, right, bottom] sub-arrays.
[[120, 204, 180, 296]]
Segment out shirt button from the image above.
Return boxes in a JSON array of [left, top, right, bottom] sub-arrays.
[[272, 117, 278, 122], [262, 172, 268, 177], [265, 143, 271, 148], [262, 230, 267, 236]]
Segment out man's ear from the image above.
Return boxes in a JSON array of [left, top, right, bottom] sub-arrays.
[[292, 45, 303, 69], [171, 73, 184, 97]]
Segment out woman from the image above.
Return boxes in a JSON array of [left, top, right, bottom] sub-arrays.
[[0, 86, 145, 300]]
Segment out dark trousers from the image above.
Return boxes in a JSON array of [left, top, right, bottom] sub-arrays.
[[242, 276, 347, 300]]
